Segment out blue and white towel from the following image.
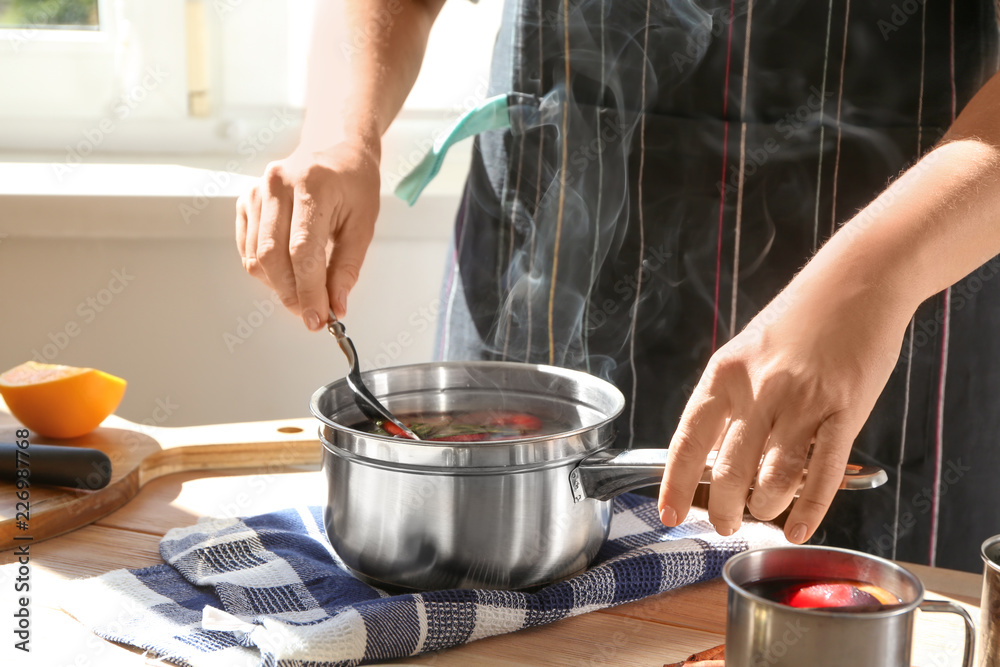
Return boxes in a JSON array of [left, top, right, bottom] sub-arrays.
[[62, 495, 784, 666]]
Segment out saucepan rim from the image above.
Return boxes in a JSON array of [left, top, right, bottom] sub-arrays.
[[309, 360, 627, 457]]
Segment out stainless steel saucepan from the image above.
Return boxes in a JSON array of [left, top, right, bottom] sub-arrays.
[[310, 361, 885, 591]]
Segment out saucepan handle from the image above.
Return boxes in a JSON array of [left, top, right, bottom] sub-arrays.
[[569, 448, 667, 502], [918, 600, 975, 667], [568, 448, 888, 503]]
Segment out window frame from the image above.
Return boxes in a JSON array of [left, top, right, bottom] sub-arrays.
[[0, 0, 501, 166], [0, 0, 299, 157]]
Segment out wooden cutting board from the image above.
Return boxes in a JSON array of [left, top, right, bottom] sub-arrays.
[[0, 408, 322, 550]]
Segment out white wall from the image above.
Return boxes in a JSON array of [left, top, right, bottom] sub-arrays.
[[0, 242, 446, 429], [0, 153, 471, 428]]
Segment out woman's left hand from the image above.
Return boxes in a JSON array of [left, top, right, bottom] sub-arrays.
[[656, 253, 916, 544], [658, 72, 1000, 543]]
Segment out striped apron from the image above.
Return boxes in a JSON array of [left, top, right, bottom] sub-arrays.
[[437, 0, 1000, 571]]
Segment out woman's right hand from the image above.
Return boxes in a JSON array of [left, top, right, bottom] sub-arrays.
[[235, 139, 381, 330]]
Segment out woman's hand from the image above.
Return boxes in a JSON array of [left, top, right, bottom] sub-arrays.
[[658, 69, 1000, 544], [232, 0, 446, 330], [657, 255, 915, 544], [235, 140, 381, 329]]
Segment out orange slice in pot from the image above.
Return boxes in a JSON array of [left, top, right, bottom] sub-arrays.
[[0, 361, 127, 438]]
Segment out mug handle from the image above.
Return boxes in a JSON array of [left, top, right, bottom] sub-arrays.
[[919, 600, 976, 667]]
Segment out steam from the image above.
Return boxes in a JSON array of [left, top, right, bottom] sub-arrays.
[[445, 0, 949, 443], [471, 0, 722, 377]]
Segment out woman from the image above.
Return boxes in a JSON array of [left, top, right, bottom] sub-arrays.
[[236, 0, 1000, 571]]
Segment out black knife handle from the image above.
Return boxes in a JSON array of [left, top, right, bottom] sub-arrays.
[[0, 443, 112, 489]]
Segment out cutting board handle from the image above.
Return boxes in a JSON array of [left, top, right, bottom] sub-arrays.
[[98, 416, 323, 485], [1, 413, 326, 550]]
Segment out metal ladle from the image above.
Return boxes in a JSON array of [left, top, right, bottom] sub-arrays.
[[327, 310, 421, 440]]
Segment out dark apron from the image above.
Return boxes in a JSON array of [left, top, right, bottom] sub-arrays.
[[439, 0, 1000, 572]]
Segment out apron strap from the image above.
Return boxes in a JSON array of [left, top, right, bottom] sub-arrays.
[[395, 93, 538, 205]]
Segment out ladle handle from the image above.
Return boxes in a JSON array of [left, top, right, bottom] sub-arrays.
[[327, 310, 358, 370], [569, 448, 887, 503], [918, 600, 975, 667], [325, 311, 422, 441]]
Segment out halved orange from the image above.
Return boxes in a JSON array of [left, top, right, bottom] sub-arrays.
[[0, 361, 127, 438]]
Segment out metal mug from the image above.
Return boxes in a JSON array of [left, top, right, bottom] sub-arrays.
[[979, 535, 1000, 667], [723, 546, 975, 667]]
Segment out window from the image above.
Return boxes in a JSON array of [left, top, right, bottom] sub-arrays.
[[0, 0, 99, 28], [0, 0, 501, 164], [0, 0, 307, 157]]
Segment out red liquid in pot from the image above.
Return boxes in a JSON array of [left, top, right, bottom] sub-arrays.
[[359, 410, 562, 442]]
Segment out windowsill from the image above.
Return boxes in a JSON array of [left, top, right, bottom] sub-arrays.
[[0, 125, 471, 242]]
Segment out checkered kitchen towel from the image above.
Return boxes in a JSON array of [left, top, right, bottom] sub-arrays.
[[62, 494, 784, 667]]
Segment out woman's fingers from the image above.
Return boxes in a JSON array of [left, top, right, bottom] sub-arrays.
[[659, 382, 731, 528], [288, 178, 335, 330], [746, 414, 816, 521], [243, 185, 265, 280], [658, 242, 913, 540], [326, 207, 376, 319], [240, 185, 265, 282], [256, 164, 301, 315], [783, 413, 856, 544], [235, 194, 249, 258], [707, 411, 771, 535]]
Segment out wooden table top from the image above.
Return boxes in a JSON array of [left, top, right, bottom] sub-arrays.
[[0, 465, 984, 666]]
